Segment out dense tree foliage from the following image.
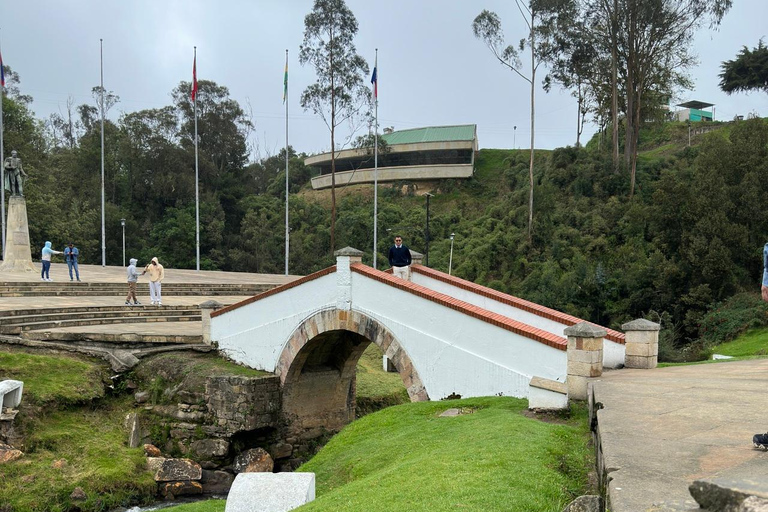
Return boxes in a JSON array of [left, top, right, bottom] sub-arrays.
[[719, 40, 768, 95], [2, 68, 768, 356]]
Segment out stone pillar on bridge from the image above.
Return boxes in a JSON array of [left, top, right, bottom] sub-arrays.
[[622, 318, 660, 369], [200, 300, 224, 345], [334, 247, 363, 311], [565, 322, 606, 401]]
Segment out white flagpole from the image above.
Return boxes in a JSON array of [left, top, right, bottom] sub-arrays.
[[373, 49, 379, 269], [1, 35, 5, 261], [100, 39, 106, 267], [284, 49, 289, 276], [194, 47, 200, 272]]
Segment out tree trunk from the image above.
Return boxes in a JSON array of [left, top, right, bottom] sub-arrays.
[[329, 29, 336, 253], [576, 82, 582, 147], [611, 0, 620, 173], [528, 14, 536, 242]]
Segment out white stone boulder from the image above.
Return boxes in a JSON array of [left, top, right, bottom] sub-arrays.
[[225, 472, 315, 512], [0, 380, 24, 409]]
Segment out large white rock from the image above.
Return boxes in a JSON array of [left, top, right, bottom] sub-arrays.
[[225, 473, 315, 512], [0, 380, 24, 409]]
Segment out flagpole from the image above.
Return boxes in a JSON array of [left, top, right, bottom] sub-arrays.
[[0, 35, 6, 261], [100, 39, 106, 267], [194, 47, 200, 272], [373, 49, 379, 269], [284, 49, 289, 276]]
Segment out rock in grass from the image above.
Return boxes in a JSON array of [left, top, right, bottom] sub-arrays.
[[201, 469, 235, 494], [232, 448, 274, 474], [52, 459, 68, 469], [152, 458, 202, 482], [740, 496, 768, 512], [562, 495, 604, 512], [70, 487, 86, 501], [143, 444, 161, 457], [0, 442, 23, 464], [160, 480, 203, 498]]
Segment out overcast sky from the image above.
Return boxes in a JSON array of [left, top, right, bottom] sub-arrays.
[[2, 0, 767, 160]]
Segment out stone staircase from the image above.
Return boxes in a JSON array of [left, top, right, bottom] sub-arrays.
[[0, 282, 271, 297], [0, 305, 201, 339]]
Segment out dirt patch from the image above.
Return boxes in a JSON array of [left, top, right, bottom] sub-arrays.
[[522, 408, 572, 425]]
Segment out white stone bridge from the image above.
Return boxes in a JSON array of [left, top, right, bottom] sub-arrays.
[[209, 248, 655, 438]]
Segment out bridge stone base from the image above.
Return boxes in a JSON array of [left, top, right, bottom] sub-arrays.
[[276, 308, 428, 441]]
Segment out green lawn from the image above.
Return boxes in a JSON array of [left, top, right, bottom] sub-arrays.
[[0, 349, 108, 405], [165, 398, 591, 512], [0, 396, 156, 512], [709, 327, 768, 358], [355, 344, 409, 415]]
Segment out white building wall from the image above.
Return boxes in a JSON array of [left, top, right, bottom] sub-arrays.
[[211, 274, 338, 372], [411, 272, 626, 368]]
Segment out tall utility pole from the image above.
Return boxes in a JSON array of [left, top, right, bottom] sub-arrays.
[[372, 49, 379, 269], [284, 49, 290, 276], [194, 47, 200, 272], [100, 39, 106, 267], [0, 35, 6, 260], [425, 193, 433, 267]]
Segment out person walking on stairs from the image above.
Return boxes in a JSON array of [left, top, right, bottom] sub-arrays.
[[126, 258, 142, 306], [142, 257, 165, 305]]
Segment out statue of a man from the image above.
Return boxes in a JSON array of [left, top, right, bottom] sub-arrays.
[[4, 150, 28, 196]]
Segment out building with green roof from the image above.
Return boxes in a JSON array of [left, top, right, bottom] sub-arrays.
[[306, 124, 478, 190]]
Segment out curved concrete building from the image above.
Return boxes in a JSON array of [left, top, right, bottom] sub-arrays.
[[306, 124, 478, 190]]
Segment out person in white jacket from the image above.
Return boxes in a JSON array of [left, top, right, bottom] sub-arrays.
[[41, 241, 63, 281], [142, 257, 165, 305]]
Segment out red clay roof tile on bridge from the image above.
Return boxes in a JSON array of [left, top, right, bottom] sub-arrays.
[[351, 263, 566, 351], [409, 264, 625, 344]]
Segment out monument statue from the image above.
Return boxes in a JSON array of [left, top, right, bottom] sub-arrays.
[[4, 150, 28, 196]]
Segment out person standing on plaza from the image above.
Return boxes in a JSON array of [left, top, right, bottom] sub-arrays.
[[40, 241, 63, 281], [142, 257, 165, 305], [64, 242, 81, 282], [762, 242, 768, 302], [388, 235, 412, 280], [125, 258, 142, 306]]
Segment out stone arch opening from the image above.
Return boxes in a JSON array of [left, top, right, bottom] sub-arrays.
[[276, 308, 428, 439]]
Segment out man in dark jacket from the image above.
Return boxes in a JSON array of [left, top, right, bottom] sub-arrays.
[[388, 235, 412, 280]]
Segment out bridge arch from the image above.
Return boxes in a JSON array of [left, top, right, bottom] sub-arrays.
[[275, 308, 428, 438]]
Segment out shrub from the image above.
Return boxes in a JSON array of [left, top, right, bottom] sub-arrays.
[[698, 292, 768, 346]]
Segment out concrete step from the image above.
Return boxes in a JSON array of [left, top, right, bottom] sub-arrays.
[[21, 329, 204, 345], [0, 310, 201, 333], [0, 308, 199, 324], [1, 314, 201, 334], [0, 286, 270, 297], [0, 305, 195, 318]]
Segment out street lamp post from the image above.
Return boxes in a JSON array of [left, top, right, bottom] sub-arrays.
[[449, 233, 455, 275], [425, 193, 433, 267], [120, 218, 126, 267]]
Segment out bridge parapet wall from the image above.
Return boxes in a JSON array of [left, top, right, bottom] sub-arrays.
[[409, 265, 626, 368]]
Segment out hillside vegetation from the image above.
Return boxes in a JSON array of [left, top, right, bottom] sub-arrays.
[[3, 69, 767, 354]]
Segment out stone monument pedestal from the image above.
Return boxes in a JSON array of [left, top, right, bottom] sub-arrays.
[[0, 196, 36, 273]]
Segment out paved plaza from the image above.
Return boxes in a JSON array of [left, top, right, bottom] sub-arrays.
[[594, 359, 768, 511]]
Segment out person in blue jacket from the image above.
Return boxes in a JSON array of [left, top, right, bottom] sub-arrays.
[[64, 242, 81, 282], [762, 242, 768, 302], [388, 235, 412, 280], [41, 241, 63, 282]]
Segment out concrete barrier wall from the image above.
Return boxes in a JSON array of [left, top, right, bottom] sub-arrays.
[[410, 271, 625, 368]]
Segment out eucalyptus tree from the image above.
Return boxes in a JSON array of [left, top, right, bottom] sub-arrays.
[[582, 0, 732, 198], [299, 0, 370, 252], [472, 1, 563, 240], [719, 40, 768, 96]]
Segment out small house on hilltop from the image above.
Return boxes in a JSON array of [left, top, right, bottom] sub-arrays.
[[306, 124, 478, 190], [674, 100, 715, 122]]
